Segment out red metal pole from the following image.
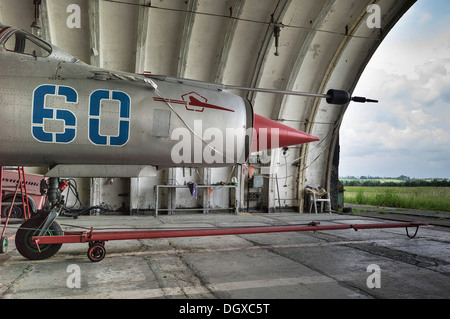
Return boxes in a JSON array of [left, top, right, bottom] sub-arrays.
[[0, 167, 3, 229], [18, 167, 31, 220], [1, 181, 21, 238], [33, 222, 428, 245], [0, 166, 3, 226]]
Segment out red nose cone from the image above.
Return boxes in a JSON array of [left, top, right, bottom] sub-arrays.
[[251, 114, 320, 153]]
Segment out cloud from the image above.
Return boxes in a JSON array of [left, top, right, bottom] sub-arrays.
[[418, 12, 432, 25], [340, 25, 450, 178], [411, 58, 450, 104]]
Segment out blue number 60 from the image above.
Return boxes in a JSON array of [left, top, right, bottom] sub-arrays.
[[32, 85, 131, 147], [88, 90, 131, 147], [31, 85, 77, 144]]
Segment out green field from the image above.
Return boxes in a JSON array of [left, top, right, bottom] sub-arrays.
[[344, 187, 450, 212]]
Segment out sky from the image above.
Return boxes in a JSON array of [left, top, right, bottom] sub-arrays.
[[340, 0, 450, 179]]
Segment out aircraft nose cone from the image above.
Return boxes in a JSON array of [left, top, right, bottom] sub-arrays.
[[251, 114, 320, 153]]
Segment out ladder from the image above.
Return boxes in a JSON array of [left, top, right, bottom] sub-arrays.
[[17, 166, 31, 220], [1, 166, 32, 254]]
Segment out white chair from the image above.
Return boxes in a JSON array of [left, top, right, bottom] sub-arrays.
[[306, 186, 332, 214]]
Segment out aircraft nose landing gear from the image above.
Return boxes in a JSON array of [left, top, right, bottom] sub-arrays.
[[15, 177, 65, 260], [15, 215, 63, 260]]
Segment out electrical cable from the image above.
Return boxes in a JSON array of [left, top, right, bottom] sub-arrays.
[[101, 0, 381, 42], [63, 179, 82, 210], [252, 114, 344, 181]]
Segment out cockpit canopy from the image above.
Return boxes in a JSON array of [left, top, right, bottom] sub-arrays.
[[3, 29, 52, 58], [0, 25, 79, 63]]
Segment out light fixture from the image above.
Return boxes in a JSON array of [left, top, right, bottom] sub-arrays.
[[273, 23, 284, 57], [31, 0, 42, 37]]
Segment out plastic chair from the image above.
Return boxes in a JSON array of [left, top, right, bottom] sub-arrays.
[[306, 186, 332, 214]]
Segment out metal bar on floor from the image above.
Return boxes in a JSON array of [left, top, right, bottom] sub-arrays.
[[33, 221, 428, 245]]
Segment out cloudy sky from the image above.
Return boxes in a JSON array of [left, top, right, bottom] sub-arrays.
[[340, 0, 450, 179]]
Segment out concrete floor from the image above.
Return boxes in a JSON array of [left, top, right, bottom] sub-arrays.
[[1, 212, 449, 300]]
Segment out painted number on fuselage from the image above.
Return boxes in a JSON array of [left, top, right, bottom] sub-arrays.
[[32, 84, 131, 147], [32, 85, 77, 144], [89, 89, 131, 146]]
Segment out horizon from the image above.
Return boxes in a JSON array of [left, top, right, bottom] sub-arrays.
[[339, 175, 449, 180]]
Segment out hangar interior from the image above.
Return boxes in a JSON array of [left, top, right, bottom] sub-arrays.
[[0, 0, 415, 215]]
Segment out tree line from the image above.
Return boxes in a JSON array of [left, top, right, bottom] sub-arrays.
[[341, 179, 450, 187]]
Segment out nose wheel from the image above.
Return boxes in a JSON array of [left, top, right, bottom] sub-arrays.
[[87, 242, 106, 262], [15, 215, 63, 260]]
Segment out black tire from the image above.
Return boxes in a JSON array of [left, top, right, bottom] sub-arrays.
[[15, 215, 63, 260], [1, 194, 37, 219]]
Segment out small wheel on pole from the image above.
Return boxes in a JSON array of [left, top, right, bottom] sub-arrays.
[[87, 243, 106, 262]]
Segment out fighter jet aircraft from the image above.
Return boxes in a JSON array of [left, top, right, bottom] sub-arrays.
[[0, 23, 377, 174], [0, 23, 377, 260]]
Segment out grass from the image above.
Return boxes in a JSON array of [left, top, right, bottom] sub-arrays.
[[344, 187, 450, 212]]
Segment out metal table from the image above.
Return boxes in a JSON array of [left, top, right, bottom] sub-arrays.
[[154, 184, 238, 216]]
